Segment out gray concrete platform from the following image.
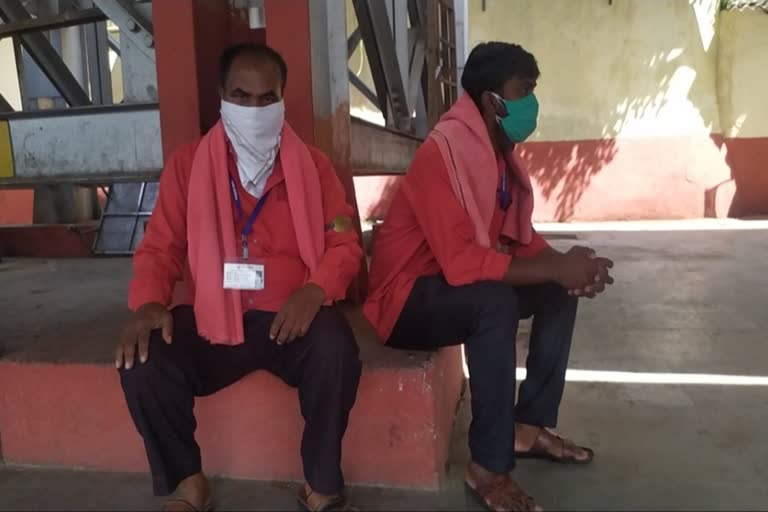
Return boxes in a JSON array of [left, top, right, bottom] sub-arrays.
[[0, 258, 431, 369], [2, 226, 768, 510]]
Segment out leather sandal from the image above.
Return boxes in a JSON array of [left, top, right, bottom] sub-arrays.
[[465, 474, 541, 512], [161, 497, 213, 512], [516, 428, 594, 464], [297, 488, 358, 512]]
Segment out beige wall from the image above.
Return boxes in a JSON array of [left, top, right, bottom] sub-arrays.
[[468, 0, 723, 141], [0, 38, 22, 110], [717, 10, 768, 138]]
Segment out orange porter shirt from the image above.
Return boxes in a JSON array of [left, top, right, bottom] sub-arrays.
[[129, 140, 362, 313], [364, 138, 549, 341]]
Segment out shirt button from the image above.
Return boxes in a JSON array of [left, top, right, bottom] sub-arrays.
[[248, 299, 254, 305]]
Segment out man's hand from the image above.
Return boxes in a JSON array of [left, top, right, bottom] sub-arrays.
[[270, 283, 326, 345], [115, 302, 173, 369], [554, 246, 614, 292]]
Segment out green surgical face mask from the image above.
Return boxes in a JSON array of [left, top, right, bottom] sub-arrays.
[[493, 92, 539, 143]]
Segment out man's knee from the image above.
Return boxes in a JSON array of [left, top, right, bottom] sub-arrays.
[[118, 332, 176, 393], [539, 282, 579, 311], [304, 309, 361, 375], [466, 281, 520, 322]]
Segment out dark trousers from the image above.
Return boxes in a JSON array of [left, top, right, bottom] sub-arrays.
[[119, 305, 361, 496], [388, 275, 578, 473]]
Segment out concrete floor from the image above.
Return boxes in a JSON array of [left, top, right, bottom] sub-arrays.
[[2, 225, 768, 510]]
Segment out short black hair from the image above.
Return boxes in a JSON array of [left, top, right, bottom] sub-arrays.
[[218, 43, 288, 90], [461, 42, 539, 106]]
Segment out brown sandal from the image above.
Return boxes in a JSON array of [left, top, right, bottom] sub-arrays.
[[297, 488, 358, 512], [161, 497, 213, 512], [465, 475, 541, 512], [516, 429, 594, 464]]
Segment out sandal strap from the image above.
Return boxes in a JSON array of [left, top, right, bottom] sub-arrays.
[[299, 490, 356, 512], [530, 428, 588, 461], [161, 498, 210, 512], [474, 476, 537, 511]]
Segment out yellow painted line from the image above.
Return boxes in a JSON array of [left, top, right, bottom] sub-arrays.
[[0, 120, 14, 178]]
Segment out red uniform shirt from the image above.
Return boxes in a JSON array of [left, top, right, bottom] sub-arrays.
[[129, 140, 362, 313], [363, 138, 549, 341]]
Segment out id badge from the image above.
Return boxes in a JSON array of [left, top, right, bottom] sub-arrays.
[[223, 259, 265, 290]]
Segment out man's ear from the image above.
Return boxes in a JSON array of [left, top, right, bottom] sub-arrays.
[[480, 91, 499, 118]]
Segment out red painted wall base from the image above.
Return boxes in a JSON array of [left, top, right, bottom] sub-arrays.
[[0, 347, 464, 489], [353, 135, 768, 222], [0, 190, 33, 225]]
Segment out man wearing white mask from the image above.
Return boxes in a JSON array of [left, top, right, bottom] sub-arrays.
[[115, 44, 363, 512]]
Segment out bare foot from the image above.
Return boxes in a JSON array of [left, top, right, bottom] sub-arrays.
[[465, 462, 541, 512], [162, 472, 211, 511]]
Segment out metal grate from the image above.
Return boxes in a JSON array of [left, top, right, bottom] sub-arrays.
[[93, 181, 158, 255], [720, 0, 768, 12], [426, 0, 458, 127]]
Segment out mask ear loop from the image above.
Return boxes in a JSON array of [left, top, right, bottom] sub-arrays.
[[489, 92, 508, 121], [489, 92, 516, 151]]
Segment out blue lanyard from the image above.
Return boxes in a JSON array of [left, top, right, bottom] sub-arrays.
[[229, 174, 271, 259], [498, 168, 512, 211]]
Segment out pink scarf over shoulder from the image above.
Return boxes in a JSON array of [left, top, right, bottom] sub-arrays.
[[186, 121, 324, 345], [429, 93, 534, 247]]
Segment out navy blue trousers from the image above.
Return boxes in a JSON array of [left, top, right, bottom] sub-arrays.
[[388, 275, 578, 473], [119, 306, 361, 496]]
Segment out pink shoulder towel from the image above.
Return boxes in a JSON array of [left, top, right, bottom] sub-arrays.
[[429, 93, 534, 248], [186, 121, 325, 345]]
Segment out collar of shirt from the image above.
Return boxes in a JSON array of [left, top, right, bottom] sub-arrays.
[[226, 141, 282, 198], [226, 143, 285, 199]]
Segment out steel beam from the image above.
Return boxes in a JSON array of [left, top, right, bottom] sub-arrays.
[[350, 117, 421, 176], [455, 0, 468, 95], [308, 0, 368, 300], [351, 0, 389, 122], [353, 0, 411, 131], [407, 0, 426, 28], [0, 109, 423, 185], [348, 70, 379, 108], [386, 0, 410, 102], [0, 0, 91, 107], [407, 28, 426, 115], [347, 27, 361, 59], [84, 19, 112, 104], [0, 7, 106, 37], [91, 0, 154, 61], [0, 105, 162, 186], [107, 32, 120, 54], [0, 93, 13, 112], [425, 0, 441, 128]]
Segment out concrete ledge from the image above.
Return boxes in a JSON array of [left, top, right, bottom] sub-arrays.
[[0, 345, 463, 488], [0, 259, 465, 489]]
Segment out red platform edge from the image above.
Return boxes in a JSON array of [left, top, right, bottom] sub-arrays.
[[0, 224, 96, 258], [0, 346, 463, 489]]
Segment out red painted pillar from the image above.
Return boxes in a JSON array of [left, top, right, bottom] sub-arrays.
[[265, 0, 367, 299], [154, 0, 367, 300], [264, 0, 315, 144], [153, 0, 265, 160]]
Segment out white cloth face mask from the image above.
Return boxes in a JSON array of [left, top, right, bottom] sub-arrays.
[[220, 99, 285, 197]]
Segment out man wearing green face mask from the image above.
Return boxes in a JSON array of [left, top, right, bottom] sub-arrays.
[[365, 42, 615, 511]]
